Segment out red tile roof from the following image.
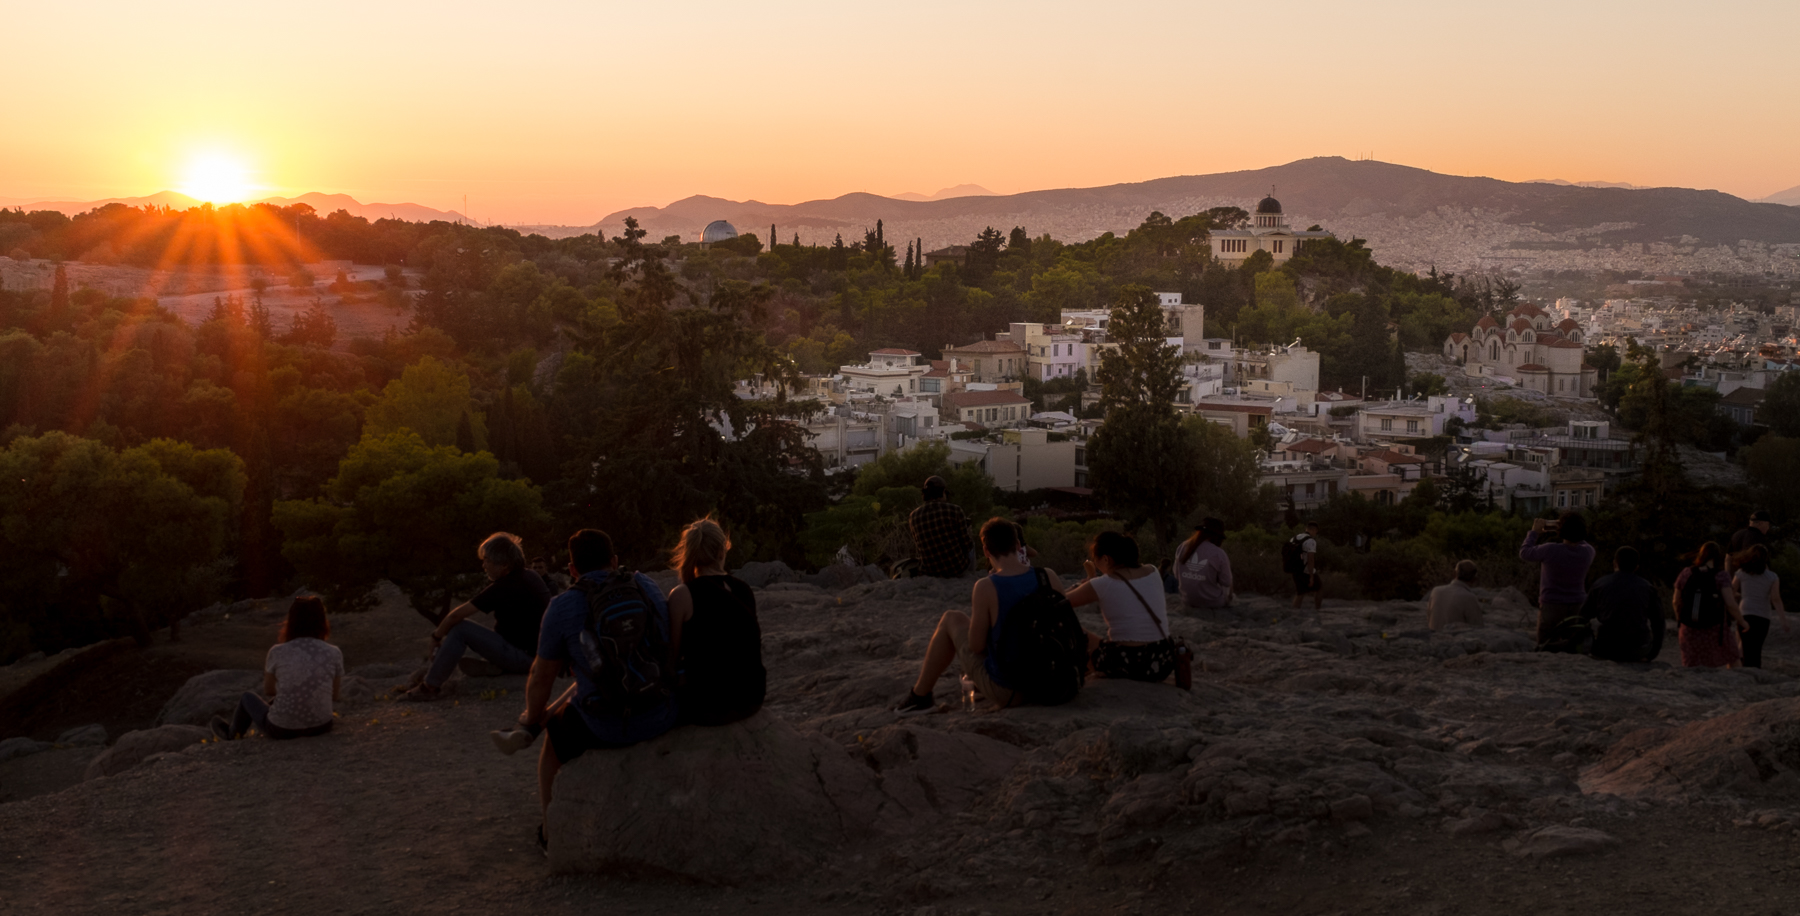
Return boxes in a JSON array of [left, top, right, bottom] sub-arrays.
[[1476, 316, 1499, 330], [1365, 449, 1426, 464], [946, 389, 1031, 408], [871, 348, 920, 356], [1449, 332, 1468, 343], [945, 339, 1027, 354], [1516, 363, 1549, 371], [1285, 439, 1333, 454]]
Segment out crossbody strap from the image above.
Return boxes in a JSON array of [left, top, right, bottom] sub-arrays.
[[1118, 572, 1169, 640]]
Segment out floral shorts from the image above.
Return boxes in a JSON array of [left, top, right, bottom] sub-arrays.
[[1092, 639, 1176, 683]]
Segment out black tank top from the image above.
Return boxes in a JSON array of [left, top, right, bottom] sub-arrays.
[[679, 576, 766, 726]]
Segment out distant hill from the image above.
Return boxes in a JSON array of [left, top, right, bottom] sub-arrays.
[[5, 191, 474, 224], [1761, 184, 1800, 207], [582, 158, 1800, 275], [1526, 179, 1649, 190], [890, 184, 998, 202]]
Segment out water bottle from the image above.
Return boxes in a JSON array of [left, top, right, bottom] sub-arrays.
[[959, 675, 977, 712]]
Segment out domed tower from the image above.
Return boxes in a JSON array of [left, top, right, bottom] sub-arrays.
[[1254, 192, 1286, 230], [701, 220, 739, 244]]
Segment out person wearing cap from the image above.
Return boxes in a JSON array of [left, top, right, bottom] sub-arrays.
[[1727, 510, 1773, 573], [908, 475, 973, 578], [1173, 518, 1234, 609]]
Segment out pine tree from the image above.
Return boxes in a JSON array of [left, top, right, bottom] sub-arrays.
[[455, 410, 478, 454]]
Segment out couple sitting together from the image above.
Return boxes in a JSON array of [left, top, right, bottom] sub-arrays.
[[894, 519, 1184, 715]]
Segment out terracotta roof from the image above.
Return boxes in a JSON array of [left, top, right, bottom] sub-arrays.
[[945, 339, 1027, 354], [1516, 363, 1549, 371], [1285, 439, 1333, 454], [1476, 316, 1499, 330], [1557, 318, 1581, 330], [1449, 332, 1468, 343], [1720, 386, 1767, 406], [1509, 318, 1534, 332], [946, 389, 1031, 408], [870, 348, 920, 356], [1510, 303, 1548, 318]]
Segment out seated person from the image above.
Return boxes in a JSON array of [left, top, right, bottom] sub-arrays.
[[212, 597, 342, 740], [1583, 546, 1666, 663], [909, 476, 974, 578], [894, 519, 1064, 713], [1065, 531, 1176, 683], [1174, 518, 1234, 609], [1426, 560, 1486, 630], [519, 529, 677, 837], [531, 556, 569, 597], [665, 517, 766, 726], [402, 532, 549, 700]]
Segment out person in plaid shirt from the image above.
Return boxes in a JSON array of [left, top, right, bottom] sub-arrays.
[[909, 476, 972, 578]]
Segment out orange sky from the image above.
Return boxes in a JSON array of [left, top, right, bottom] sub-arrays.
[[3, 1, 1796, 225]]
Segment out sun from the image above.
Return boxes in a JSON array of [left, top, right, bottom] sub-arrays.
[[179, 152, 255, 204]]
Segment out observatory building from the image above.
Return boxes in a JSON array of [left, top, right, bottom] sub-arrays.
[[701, 220, 739, 246], [1209, 194, 1335, 265]]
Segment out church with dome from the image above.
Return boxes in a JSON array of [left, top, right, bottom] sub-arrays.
[[1443, 303, 1598, 398], [1209, 193, 1336, 265]]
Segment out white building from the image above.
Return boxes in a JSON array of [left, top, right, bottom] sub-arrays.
[[1210, 195, 1335, 265], [839, 348, 930, 398]]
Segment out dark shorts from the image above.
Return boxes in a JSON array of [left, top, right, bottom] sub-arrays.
[[1092, 639, 1176, 683], [1292, 571, 1320, 594], [544, 704, 632, 764]]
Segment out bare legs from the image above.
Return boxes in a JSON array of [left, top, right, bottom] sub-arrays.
[[911, 610, 969, 697]]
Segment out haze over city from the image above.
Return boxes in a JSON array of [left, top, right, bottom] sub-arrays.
[[4, 0, 1797, 224]]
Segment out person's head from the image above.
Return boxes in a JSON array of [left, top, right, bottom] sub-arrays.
[[922, 476, 948, 501], [1454, 559, 1478, 583], [1692, 541, 1724, 570], [1741, 544, 1770, 576], [1613, 545, 1641, 574], [530, 556, 549, 575], [1089, 530, 1141, 573], [671, 516, 731, 583], [1201, 517, 1226, 544], [479, 531, 525, 578], [568, 528, 616, 575], [1305, 521, 1319, 535], [1556, 511, 1587, 544], [1751, 509, 1772, 533], [280, 596, 330, 643], [979, 517, 1020, 561]]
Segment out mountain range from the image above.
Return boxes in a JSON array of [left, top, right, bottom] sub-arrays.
[[890, 184, 998, 202], [581, 158, 1800, 275], [0, 191, 473, 225]]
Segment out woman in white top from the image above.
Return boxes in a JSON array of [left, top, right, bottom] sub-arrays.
[[1733, 544, 1787, 670], [1064, 531, 1176, 683], [212, 597, 344, 741]]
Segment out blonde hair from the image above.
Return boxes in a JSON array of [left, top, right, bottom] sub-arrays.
[[671, 517, 731, 583]]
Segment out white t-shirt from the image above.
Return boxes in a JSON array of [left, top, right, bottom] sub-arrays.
[[1735, 569, 1780, 619], [265, 638, 344, 730], [1090, 570, 1169, 642]]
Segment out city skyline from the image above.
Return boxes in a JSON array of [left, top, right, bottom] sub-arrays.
[[3, 0, 1797, 224]]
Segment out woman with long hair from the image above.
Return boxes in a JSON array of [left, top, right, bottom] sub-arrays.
[[1733, 544, 1787, 669], [212, 596, 343, 740], [665, 517, 766, 726], [1065, 531, 1177, 682], [1676, 541, 1747, 668]]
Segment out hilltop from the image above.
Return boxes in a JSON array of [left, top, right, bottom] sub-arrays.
[[572, 158, 1800, 275], [4, 570, 1798, 914], [2, 191, 474, 224]]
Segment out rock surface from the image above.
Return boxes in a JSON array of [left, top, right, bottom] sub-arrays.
[[84, 725, 210, 780], [55, 724, 107, 747], [1579, 697, 1800, 800], [0, 737, 50, 761], [156, 669, 262, 727], [1508, 825, 1621, 858]]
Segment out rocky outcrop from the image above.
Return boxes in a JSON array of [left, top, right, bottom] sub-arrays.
[[733, 560, 804, 589], [1579, 697, 1800, 800], [545, 710, 1023, 882], [156, 670, 262, 727], [85, 725, 209, 780]]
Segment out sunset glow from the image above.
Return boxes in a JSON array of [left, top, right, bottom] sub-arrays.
[[178, 152, 254, 204]]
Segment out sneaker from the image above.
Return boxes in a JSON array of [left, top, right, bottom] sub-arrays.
[[458, 658, 504, 678], [209, 715, 233, 742], [397, 683, 444, 702], [490, 727, 536, 756], [893, 691, 936, 717]]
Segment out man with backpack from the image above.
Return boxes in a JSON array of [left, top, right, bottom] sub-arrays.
[[1581, 546, 1665, 663], [894, 518, 1086, 714], [1285, 522, 1322, 613], [514, 528, 677, 844]]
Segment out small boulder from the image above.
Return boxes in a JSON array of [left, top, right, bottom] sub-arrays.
[[55, 724, 107, 747], [1330, 794, 1374, 822], [1580, 697, 1800, 800], [157, 669, 262, 727], [733, 560, 802, 589], [85, 725, 209, 780], [0, 737, 51, 762]]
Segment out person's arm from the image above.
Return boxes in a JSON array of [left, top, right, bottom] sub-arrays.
[[1304, 543, 1316, 576], [966, 578, 997, 656], [1724, 576, 1747, 630], [1063, 579, 1099, 607], [666, 584, 692, 671], [1044, 568, 1066, 593], [1216, 550, 1233, 590], [432, 601, 480, 641], [263, 671, 278, 697], [522, 656, 559, 729], [1518, 525, 1546, 562], [1774, 580, 1789, 631]]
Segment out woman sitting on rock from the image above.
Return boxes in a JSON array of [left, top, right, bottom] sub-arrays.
[[666, 517, 766, 726], [1675, 541, 1747, 669], [211, 596, 343, 741], [1064, 531, 1176, 683]]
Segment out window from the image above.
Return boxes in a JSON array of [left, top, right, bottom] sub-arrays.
[[1075, 447, 1086, 466], [1406, 420, 1419, 433], [1380, 418, 1393, 431], [1272, 240, 1284, 254], [1304, 482, 1315, 497], [1557, 490, 1568, 508]]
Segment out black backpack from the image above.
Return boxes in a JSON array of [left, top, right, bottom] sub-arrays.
[[1677, 568, 1726, 634], [571, 571, 672, 718], [1281, 535, 1314, 575], [991, 569, 1087, 706]]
